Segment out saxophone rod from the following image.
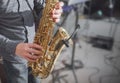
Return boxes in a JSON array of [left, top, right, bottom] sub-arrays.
[[62, 24, 80, 47]]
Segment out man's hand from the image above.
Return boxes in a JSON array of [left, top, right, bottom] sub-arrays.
[[51, 2, 64, 23], [15, 43, 43, 62]]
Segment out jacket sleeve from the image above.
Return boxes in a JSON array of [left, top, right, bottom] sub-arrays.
[[0, 34, 20, 55]]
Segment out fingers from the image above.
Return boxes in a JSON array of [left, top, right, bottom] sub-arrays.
[[55, 2, 64, 9], [26, 48, 42, 55], [15, 43, 43, 62], [51, 2, 64, 22], [24, 43, 43, 62], [23, 51, 41, 62], [27, 43, 43, 51], [24, 53, 39, 62], [52, 12, 61, 22]]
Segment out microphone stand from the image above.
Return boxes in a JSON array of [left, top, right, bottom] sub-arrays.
[[62, 4, 84, 83]]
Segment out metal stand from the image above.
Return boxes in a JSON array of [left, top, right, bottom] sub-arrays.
[[62, 5, 84, 83]]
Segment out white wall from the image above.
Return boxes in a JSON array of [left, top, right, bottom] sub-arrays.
[[78, 18, 120, 42]]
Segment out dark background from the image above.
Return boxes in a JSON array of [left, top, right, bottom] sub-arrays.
[[84, 0, 120, 18]]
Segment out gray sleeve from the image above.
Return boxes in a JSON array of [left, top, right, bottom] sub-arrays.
[[0, 34, 20, 55]]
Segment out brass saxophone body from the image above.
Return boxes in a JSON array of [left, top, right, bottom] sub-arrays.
[[28, 0, 71, 79]]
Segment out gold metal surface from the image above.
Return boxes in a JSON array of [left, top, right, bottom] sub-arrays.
[[28, 0, 71, 79]]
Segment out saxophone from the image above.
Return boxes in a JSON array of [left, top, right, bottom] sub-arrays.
[[28, 0, 71, 79]]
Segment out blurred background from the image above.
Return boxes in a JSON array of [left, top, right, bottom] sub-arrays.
[[41, 0, 120, 83], [0, 0, 120, 83]]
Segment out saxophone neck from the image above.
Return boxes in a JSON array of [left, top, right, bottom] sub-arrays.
[[45, 0, 59, 3]]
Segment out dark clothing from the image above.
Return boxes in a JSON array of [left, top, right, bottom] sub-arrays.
[[0, 0, 44, 83]]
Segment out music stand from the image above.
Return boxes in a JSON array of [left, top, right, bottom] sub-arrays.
[[68, 0, 89, 5]]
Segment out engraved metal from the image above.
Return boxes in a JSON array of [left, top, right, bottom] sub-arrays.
[[28, 0, 71, 79]]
